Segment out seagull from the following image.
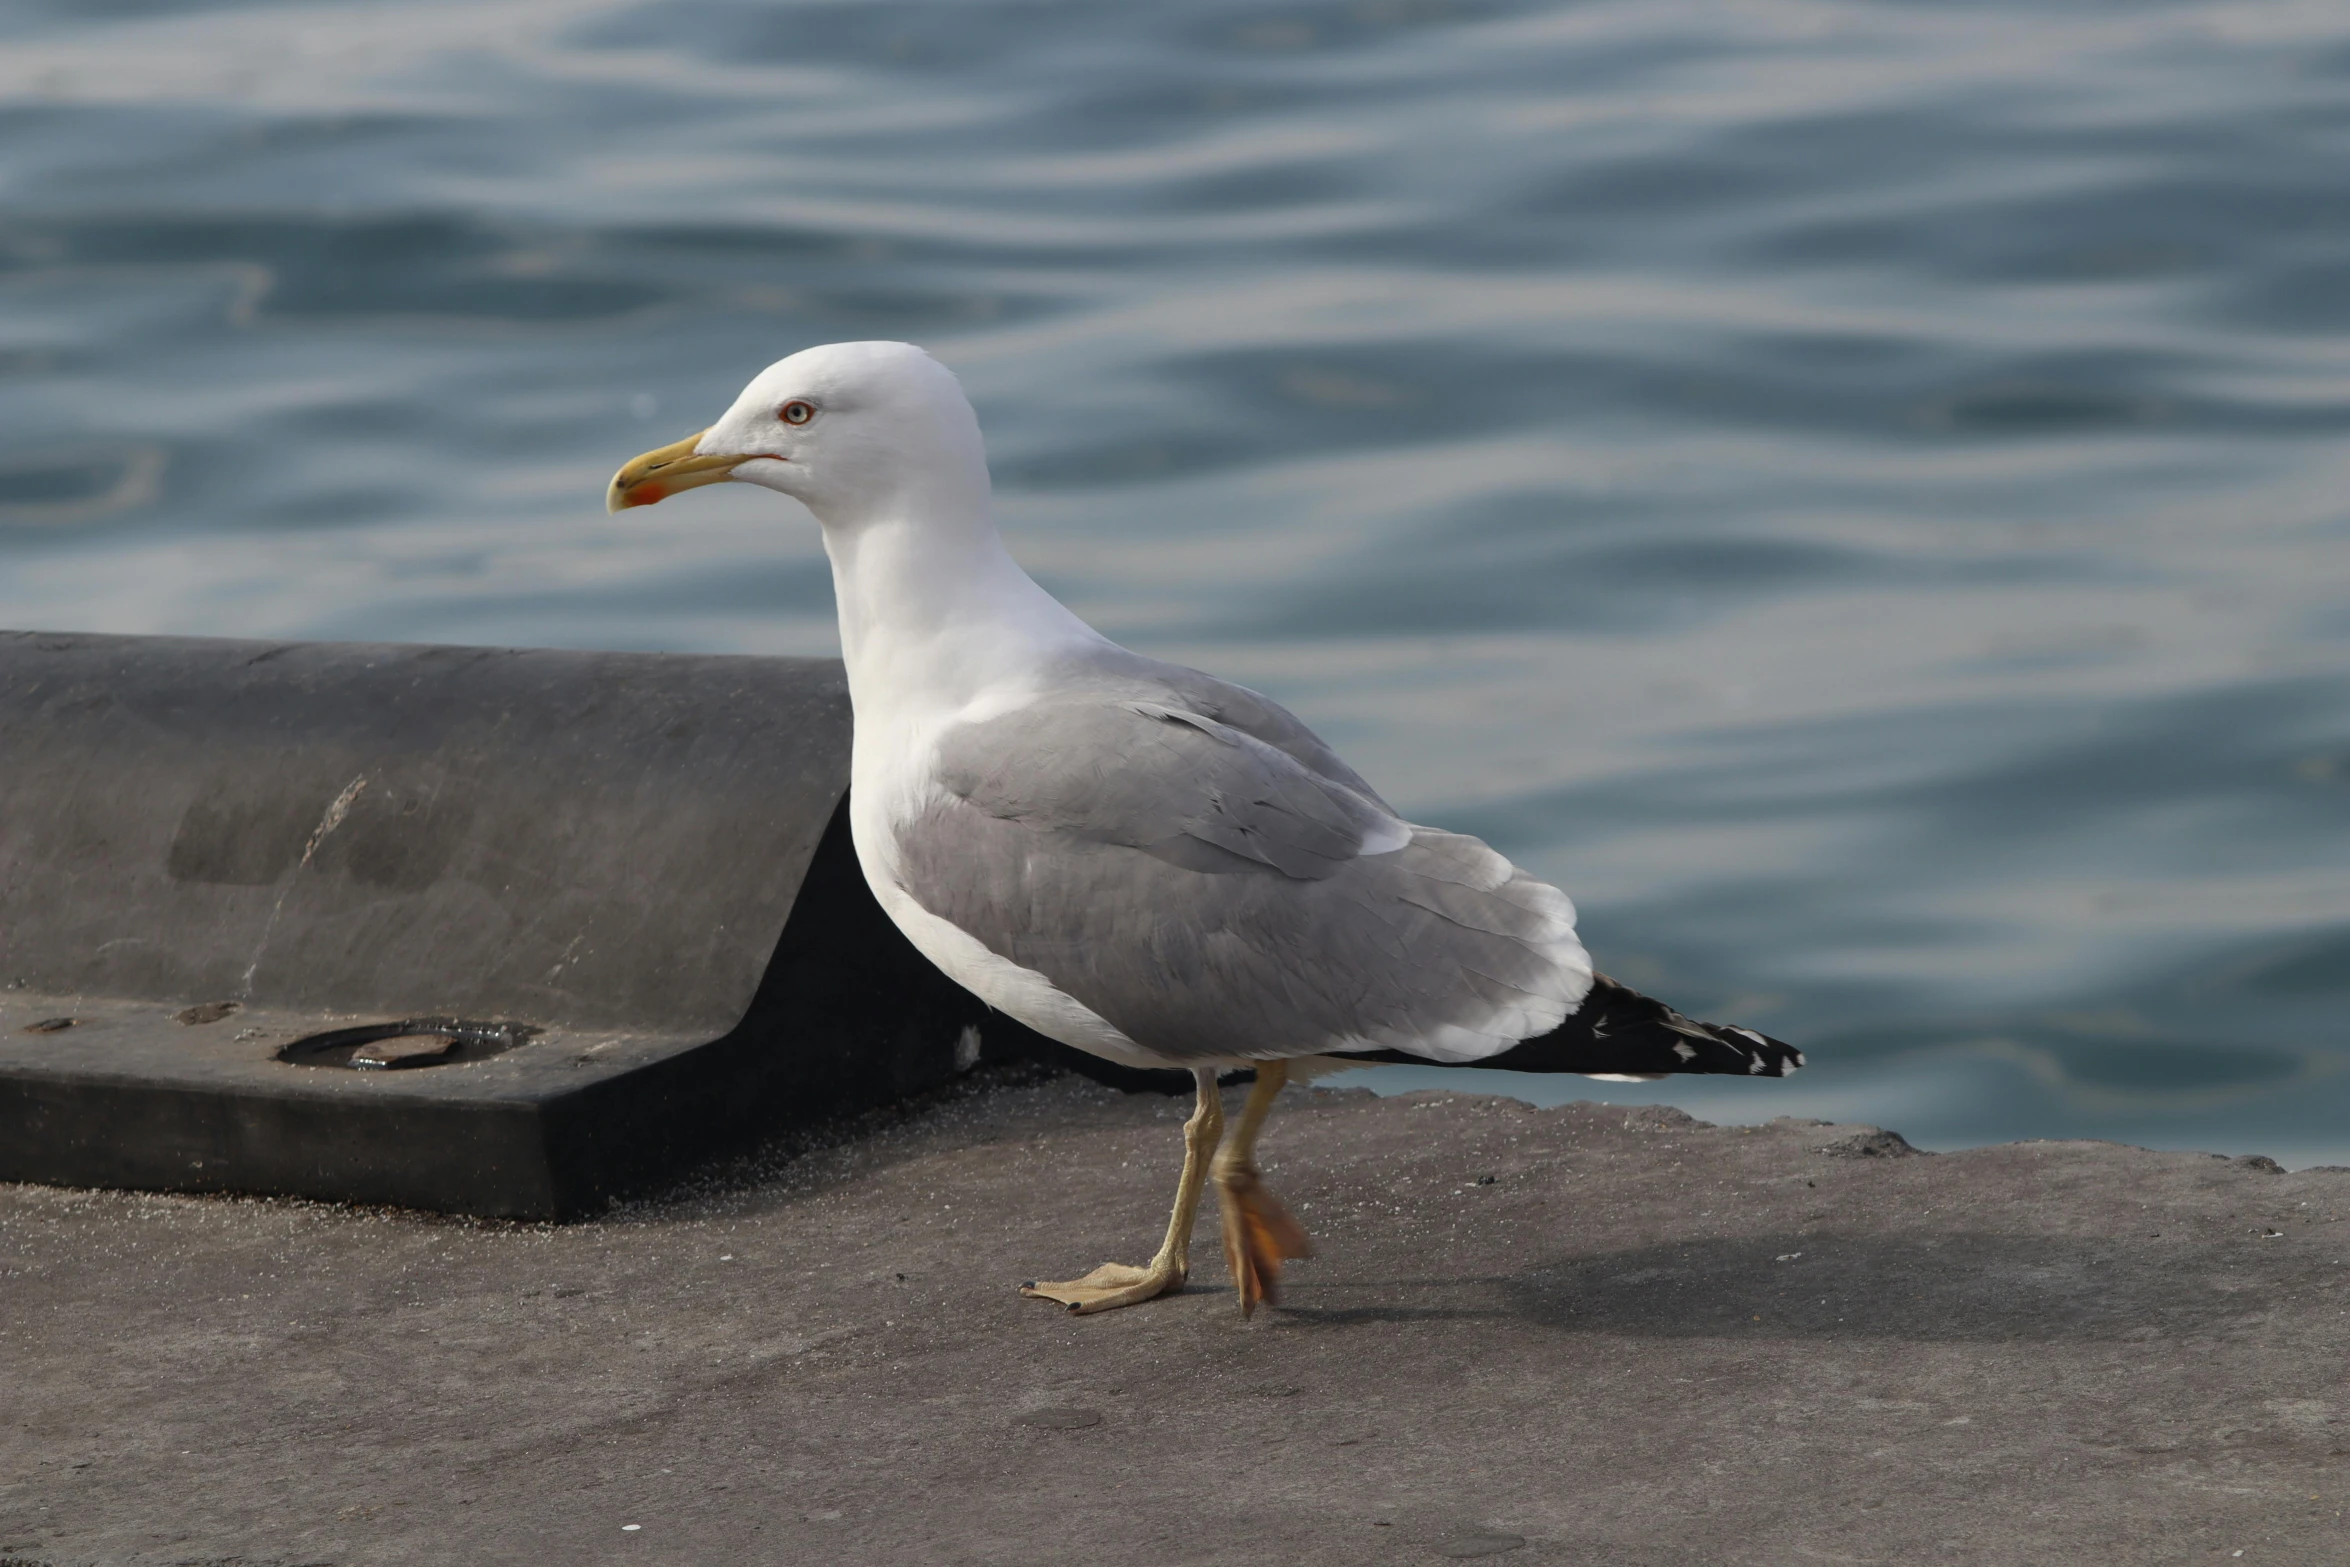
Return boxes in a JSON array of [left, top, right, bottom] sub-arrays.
[[610, 341, 1801, 1318]]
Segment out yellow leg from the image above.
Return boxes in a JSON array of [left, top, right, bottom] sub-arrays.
[[1212, 1060, 1312, 1318], [1021, 1068, 1225, 1314]]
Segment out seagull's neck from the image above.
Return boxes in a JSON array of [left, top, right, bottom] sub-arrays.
[[817, 502, 1105, 722]]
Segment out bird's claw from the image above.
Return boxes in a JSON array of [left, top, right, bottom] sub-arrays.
[[1019, 1260, 1185, 1314], [1216, 1165, 1311, 1318]]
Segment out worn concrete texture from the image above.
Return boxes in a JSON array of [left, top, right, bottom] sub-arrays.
[[4, 1069, 2347, 1566]]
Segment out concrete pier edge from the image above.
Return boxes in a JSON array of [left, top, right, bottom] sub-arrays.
[[6, 1068, 2345, 1565]]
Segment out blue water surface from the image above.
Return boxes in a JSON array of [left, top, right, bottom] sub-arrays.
[[2, 0, 2346, 1160]]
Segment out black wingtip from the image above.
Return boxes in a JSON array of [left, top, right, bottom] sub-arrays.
[[1345, 974, 1803, 1080]]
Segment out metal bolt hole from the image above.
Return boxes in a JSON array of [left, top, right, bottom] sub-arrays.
[[276, 1018, 540, 1071]]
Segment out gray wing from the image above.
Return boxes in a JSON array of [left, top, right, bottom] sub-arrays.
[[936, 694, 1404, 879], [1033, 641, 1396, 810], [904, 694, 1591, 1064]]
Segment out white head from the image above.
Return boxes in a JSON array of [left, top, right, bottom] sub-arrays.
[[607, 341, 989, 527]]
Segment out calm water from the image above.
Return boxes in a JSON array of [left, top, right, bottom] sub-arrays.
[[3, 0, 2346, 1160]]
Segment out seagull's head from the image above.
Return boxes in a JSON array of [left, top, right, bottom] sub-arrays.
[[607, 340, 987, 524]]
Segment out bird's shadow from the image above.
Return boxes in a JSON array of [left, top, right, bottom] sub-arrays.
[[1272, 1229, 2270, 1343], [1273, 1300, 1505, 1326]]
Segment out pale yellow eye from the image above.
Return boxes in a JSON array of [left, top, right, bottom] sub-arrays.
[[780, 399, 817, 426]]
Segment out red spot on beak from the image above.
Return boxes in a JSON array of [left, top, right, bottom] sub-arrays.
[[627, 483, 667, 507]]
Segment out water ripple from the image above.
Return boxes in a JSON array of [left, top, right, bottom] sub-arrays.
[[2, 0, 2347, 1158]]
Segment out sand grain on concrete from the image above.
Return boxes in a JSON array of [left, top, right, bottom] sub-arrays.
[[4, 1075, 2347, 1564]]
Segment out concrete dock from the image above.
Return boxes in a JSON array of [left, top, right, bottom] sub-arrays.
[[5, 1070, 2347, 1564]]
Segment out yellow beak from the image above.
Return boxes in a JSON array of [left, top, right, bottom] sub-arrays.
[[605, 430, 746, 513]]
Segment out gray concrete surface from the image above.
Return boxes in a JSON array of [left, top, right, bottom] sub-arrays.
[[5, 1070, 2348, 1565]]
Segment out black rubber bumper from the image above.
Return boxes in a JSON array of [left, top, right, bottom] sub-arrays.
[[0, 630, 1026, 1219]]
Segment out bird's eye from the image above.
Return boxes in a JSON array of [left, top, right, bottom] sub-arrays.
[[780, 399, 817, 426]]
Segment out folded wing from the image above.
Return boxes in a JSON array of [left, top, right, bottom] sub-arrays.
[[904, 691, 1592, 1064]]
